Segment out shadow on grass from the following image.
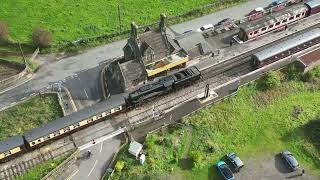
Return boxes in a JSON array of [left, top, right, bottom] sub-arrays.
[[179, 157, 194, 170], [281, 118, 320, 169]]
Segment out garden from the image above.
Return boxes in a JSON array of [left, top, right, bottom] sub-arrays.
[[111, 65, 320, 179]]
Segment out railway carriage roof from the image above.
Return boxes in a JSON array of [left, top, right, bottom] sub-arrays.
[[24, 94, 125, 142], [0, 135, 24, 153], [253, 28, 320, 62], [305, 0, 320, 9], [239, 3, 307, 33]]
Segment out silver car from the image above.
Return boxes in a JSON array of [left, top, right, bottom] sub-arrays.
[[227, 152, 244, 172], [281, 150, 299, 171]]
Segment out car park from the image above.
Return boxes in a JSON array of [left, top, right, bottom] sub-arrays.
[[227, 152, 244, 171], [196, 24, 214, 32], [216, 161, 234, 180], [281, 150, 299, 171]]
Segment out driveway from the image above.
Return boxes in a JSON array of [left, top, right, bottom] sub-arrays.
[[233, 154, 318, 180]]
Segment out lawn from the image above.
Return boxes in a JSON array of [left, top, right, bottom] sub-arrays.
[[0, 94, 63, 140], [0, 0, 244, 44], [112, 71, 320, 179]]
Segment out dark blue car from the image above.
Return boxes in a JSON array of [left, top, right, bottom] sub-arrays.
[[216, 161, 234, 180]]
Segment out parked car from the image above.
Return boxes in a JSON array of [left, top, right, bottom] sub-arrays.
[[281, 150, 299, 171], [196, 24, 214, 32], [216, 161, 234, 180], [247, 7, 264, 16], [217, 18, 232, 26], [227, 152, 244, 171]]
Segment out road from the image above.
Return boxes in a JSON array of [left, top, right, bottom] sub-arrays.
[[0, 0, 271, 110]]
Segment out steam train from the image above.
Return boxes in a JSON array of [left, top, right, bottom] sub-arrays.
[[0, 66, 201, 162]]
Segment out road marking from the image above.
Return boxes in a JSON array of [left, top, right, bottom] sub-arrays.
[[100, 142, 103, 153], [88, 160, 98, 177], [84, 89, 89, 99], [66, 169, 79, 180]]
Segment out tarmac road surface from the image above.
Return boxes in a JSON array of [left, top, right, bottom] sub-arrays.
[[0, 0, 271, 110]]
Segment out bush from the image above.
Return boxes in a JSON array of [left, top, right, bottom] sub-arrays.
[[0, 21, 9, 41], [191, 151, 202, 167], [32, 28, 53, 47], [115, 160, 125, 172], [145, 134, 157, 150], [285, 63, 303, 81], [303, 66, 320, 82], [257, 71, 281, 90]]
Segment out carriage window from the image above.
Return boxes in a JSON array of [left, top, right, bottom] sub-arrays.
[[296, 14, 300, 18], [32, 142, 36, 145], [289, 16, 294, 21], [254, 30, 259, 34], [38, 139, 41, 142], [249, 32, 253, 35], [261, 27, 267, 31], [302, 12, 305, 16], [276, 22, 281, 26], [282, 19, 287, 23]]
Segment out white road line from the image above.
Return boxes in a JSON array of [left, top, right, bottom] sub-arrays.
[[66, 169, 79, 180], [84, 89, 89, 99], [100, 142, 103, 153], [88, 160, 98, 177]]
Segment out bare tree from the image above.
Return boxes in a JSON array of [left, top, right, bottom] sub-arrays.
[[32, 28, 53, 47], [0, 21, 9, 41]]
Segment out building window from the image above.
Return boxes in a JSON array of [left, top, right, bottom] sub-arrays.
[[268, 24, 274, 29], [296, 14, 300, 18], [289, 16, 294, 21], [276, 22, 281, 26], [261, 27, 267, 31]]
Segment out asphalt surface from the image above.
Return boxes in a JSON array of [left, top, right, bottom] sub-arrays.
[[0, 0, 272, 110]]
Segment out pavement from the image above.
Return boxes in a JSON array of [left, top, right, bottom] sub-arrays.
[[60, 136, 122, 180], [0, 0, 272, 110]]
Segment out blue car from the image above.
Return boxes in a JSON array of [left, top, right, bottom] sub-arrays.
[[216, 161, 234, 180]]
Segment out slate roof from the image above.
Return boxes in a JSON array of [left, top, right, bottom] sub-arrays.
[[0, 135, 24, 153], [24, 95, 125, 142], [253, 28, 320, 62], [175, 32, 213, 55], [139, 30, 174, 64]]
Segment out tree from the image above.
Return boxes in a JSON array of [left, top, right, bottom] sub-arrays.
[[0, 21, 9, 41], [303, 66, 320, 82], [115, 160, 125, 172], [32, 28, 53, 47], [257, 71, 281, 90]]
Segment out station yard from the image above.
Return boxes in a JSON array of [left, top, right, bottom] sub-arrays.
[[112, 69, 320, 179], [0, 94, 63, 141]]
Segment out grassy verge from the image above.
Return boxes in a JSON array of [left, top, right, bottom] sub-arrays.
[[0, 94, 63, 140], [1, 0, 245, 50], [112, 71, 320, 179], [16, 154, 69, 180]]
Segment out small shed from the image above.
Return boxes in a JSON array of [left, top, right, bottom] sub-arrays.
[[128, 141, 143, 158]]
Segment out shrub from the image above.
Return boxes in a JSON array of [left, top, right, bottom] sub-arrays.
[[0, 21, 9, 41], [303, 66, 320, 82], [115, 160, 125, 172], [145, 134, 157, 150], [32, 28, 53, 47], [257, 71, 281, 90], [191, 151, 202, 167], [285, 63, 303, 81]]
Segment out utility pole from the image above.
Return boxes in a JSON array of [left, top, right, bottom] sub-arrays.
[[18, 42, 26, 64], [118, 4, 122, 32]]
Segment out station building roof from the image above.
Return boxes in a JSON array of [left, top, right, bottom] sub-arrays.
[[24, 95, 125, 142], [0, 135, 24, 153]]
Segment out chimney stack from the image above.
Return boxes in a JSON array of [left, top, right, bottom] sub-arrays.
[[131, 22, 138, 39], [159, 13, 167, 32]]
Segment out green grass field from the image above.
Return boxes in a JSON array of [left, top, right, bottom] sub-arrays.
[[0, 94, 63, 140], [0, 0, 244, 44], [112, 74, 320, 179]]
